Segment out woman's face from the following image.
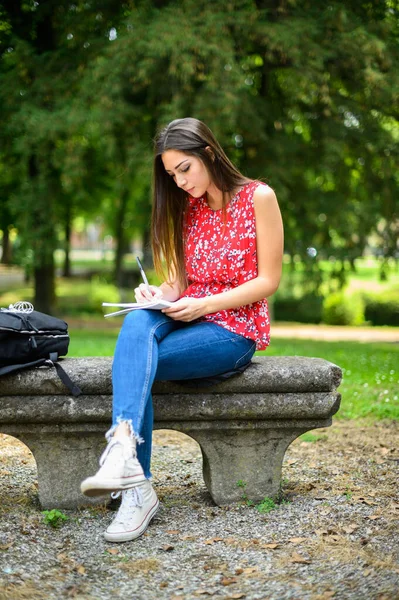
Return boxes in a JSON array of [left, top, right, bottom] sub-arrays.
[[162, 149, 213, 198]]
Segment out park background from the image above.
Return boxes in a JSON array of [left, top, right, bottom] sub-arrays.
[[0, 0, 398, 421], [0, 2, 398, 598]]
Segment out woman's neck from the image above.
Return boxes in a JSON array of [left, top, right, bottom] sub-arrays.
[[206, 184, 243, 210], [205, 184, 224, 210]]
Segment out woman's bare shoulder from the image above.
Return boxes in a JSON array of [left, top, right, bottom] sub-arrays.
[[253, 183, 278, 205]]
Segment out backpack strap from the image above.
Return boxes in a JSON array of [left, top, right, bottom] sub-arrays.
[[47, 353, 82, 397], [0, 357, 82, 397]]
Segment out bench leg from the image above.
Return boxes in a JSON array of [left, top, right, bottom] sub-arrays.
[[15, 426, 109, 509], [183, 421, 331, 505]]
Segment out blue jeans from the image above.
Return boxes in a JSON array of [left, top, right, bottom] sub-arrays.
[[111, 310, 256, 478]]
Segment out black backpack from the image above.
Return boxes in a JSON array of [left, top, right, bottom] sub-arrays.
[[0, 308, 81, 396]]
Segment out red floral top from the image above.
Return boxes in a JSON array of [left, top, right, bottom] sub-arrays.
[[181, 180, 270, 350]]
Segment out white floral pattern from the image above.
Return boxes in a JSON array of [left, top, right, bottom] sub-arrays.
[[181, 181, 270, 350]]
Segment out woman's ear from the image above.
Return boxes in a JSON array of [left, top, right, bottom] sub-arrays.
[[205, 146, 215, 162]]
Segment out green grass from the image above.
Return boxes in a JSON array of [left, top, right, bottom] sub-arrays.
[[300, 432, 328, 443], [68, 327, 120, 356], [279, 256, 399, 298], [54, 249, 137, 269], [1, 266, 397, 421], [66, 328, 399, 421], [260, 339, 398, 420], [1, 256, 398, 320]]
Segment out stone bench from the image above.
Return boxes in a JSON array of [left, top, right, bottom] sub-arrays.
[[0, 356, 341, 509]]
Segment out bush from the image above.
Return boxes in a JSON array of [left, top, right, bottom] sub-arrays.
[[322, 292, 365, 326], [57, 277, 121, 315], [88, 276, 120, 314], [273, 293, 323, 324], [364, 290, 399, 326]]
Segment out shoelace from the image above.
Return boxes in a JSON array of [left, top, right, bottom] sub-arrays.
[[99, 438, 133, 467], [111, 488, 144, 523]]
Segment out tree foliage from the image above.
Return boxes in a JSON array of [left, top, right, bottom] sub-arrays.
[[0, 0, 398, 309]]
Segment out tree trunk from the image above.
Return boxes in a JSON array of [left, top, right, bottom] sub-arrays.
[[142, 226, 153, 268], [1, 227, 12, 264], [113, 187, 129, 287], [34, 260, 56, 314], [29, 153, 57, 313], [63, 205, 72, 278], [349, 257, 357, 272]]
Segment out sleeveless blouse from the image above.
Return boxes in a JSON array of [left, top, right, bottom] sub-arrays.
[[181, 180, 270, 350]]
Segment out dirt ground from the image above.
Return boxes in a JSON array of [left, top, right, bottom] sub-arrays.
[[0, 420, 398, 599]]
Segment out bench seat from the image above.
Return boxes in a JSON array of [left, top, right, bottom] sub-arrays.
[[0, 356, 341, 509]]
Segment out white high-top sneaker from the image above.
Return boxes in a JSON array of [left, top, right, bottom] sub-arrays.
[[104, 480, 159, 542], [80, 436, 146, 497]]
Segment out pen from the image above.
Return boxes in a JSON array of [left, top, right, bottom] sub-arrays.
[[136, 256, 152, 294]]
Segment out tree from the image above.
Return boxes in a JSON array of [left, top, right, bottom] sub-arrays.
[[0, 0, 129, 311], [77, 0, 398, 283], [0, 154, 16, 264], [1, 0, 398, 310]]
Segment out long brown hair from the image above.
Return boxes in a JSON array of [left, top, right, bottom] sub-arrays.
[[151, 117, 250, 288]]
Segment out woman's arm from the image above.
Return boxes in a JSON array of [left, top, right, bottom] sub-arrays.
[[163, 185, 284, 322], [159, 278, 183, 302], [135, 267, 182, 304]]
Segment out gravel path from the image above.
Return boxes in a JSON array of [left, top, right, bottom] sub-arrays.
[[0, 421, 398, 600]]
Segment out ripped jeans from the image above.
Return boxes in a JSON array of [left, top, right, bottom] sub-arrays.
[[111, 310, 256, 478]]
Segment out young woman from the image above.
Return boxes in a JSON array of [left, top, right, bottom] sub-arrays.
[[80, 117, 284, 543]]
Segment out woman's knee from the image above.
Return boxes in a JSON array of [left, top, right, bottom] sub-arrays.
[[119, 310, 174, 344], [122, 309, 163, 330]]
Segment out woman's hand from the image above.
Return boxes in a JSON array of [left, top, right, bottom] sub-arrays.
[[134, 284, 164, 304], [162, 297, 208, 322]]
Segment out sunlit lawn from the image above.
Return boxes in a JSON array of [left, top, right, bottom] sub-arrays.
[[68, 327, 120, 357], [278, 257, 399, 297], [1, 263, 398, 422], [2, 256, 398, 306], [68, 327, 398, 422], [261, 339, 398, 421]]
